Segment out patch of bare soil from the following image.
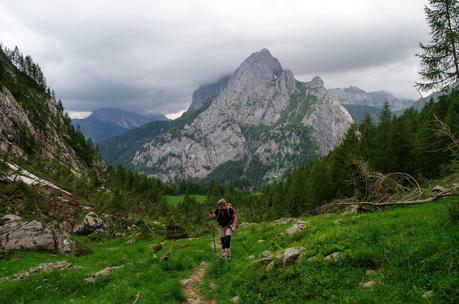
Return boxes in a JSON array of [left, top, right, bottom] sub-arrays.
[[180, 261, 216, 304]]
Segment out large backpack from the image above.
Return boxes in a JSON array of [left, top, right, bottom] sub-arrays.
[[216, 206, 235, 226]]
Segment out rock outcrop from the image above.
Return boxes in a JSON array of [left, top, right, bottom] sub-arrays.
[[84, 265, 124, 283], [0, 87, 83, 171], [303, 77, 354, 154], [0, 47, 105, 173], [0, 215, 73, 255], [0, 261, 74, 281], [283, 247, 305, 267], [73, 212, 106, 235], [188, 75, 230, 112]]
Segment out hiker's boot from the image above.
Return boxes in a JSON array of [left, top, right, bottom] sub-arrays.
[[226, 248, 231, 259], [222, 248, 227, 258]]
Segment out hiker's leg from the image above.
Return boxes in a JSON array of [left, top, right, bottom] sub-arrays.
[[225, 228, 232, 257], [225, 236, 231, 256], [219, 227, 227, 256]]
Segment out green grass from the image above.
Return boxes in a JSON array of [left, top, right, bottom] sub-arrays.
[[201, 198, 459, 303], [0, 198, 458, 303], [163, 194, 207, 205], [0, 236, 214, 304]]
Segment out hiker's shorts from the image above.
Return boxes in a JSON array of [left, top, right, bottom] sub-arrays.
[[218, 226, 232, 237]]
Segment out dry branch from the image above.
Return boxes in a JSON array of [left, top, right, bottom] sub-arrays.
[[433, 114, 459, 149], [308, 184, 458, 214]]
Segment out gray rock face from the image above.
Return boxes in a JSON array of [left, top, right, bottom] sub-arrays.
[[0, 87, 36, 158], [303, 81, 354, 154], [188, 75, 230, 112], [73, 212, 106, 235], [283, 247, 305, 267], [324, 251, 342, 261], [0, 215, 73, 255], [286, 223, 305, 235], [119, 49, 353, 182], [0, 87, 84, 171], [84, 265, 124, 283]]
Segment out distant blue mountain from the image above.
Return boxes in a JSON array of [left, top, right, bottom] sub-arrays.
[[72, 108, 168, 143]]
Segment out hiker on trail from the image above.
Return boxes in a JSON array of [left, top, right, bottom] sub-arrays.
[[209, 199, 237, 259]]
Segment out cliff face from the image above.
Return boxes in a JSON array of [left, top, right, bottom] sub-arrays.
[[302, 77, 354, 154], [188, 75, 230, 112], [102, 49, 353, 183], [0, 48, 97, 172]]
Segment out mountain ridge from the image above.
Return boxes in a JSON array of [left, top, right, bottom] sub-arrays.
[[329, 86, 415, 111], [72, 107, 168, 143], [100, 48, 353, 184]]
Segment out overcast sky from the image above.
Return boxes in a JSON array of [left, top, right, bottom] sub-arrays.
[[0, 0, 430, 118]]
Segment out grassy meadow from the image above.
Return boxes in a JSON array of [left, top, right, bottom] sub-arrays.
[[0, 198, 458, 303]]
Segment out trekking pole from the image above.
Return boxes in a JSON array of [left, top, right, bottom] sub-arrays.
[[236, 237, 251, 254], [211, 229, 217, 254], [228, 226, 251, 255]]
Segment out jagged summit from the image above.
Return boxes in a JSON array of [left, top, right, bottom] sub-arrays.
[[240, 48, 283, 76], [310, 76, 324, 89]]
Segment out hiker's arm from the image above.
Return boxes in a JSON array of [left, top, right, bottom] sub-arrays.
[[209, 211, 217, 219], [231, 209, 238, 230]]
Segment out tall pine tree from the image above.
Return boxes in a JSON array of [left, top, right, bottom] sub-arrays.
[[417, 0, 459, 91]]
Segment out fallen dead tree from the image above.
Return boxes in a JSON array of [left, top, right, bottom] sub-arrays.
[[307, 161, 458, 215], [308, 183, 458, 215]]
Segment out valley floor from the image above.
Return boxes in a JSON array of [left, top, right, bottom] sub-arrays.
[[0, 198, 458, 303]]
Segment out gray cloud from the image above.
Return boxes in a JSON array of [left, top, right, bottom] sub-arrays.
[[0, 0, 430, 114]]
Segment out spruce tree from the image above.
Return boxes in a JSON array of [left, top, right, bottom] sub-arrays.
[[417, 0, 459, 91]]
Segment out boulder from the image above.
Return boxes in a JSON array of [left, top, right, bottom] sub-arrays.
[[283, 247, 304, 267], [271, 218, 296, 226], [239, 222, 256, 229], [366, 269, 376, 276], [261, 250, 271, 259], [84, 265, 123, 283], [258, 250, 273, 264], [286, 223, 304, 235], [0, 215, 73, 255], [422, 290, 433, 299], [324, 251, 341, 261], [73, 212, 105, 235], [361, 280, 378, 288], [266, 261, 275, 271]]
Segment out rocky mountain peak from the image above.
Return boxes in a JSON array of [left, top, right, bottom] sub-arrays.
[[310, 76, 324, 89], [236, 48, 283, 83], [104, 49, 354, 183], [308, 76, 327, 99], [243, 48, 281, 68], [195, 48, 296, 126]]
